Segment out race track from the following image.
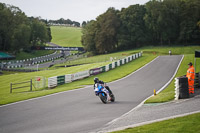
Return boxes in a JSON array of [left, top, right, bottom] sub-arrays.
[[0, 55, 183, 133]]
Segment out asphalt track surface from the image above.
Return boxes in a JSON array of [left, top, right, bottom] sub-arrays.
[[98, 94, 200, 133], [0, 55, 183, 133]]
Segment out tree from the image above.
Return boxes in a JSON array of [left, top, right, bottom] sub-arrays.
[[95, 8, 121, 54], [30, 18, 50, 46], [144, 0, 164, 45], [0, 3, 32, 53], [157, 0, 182, 44], [66, 19, 73, 25], [82, 8, 121, 54], [10, 6, 32, 53], [72, 21, 80, 27], [46, 26, 52, 42], [81, 0, 200, 54], [81, 20, 97, 54], [11, 24, 31, 53], [179, 0, 200, 44], [0, 3, 52, 54], [0, 3, 14, 51], [82, 21, 87, 27], [118, 4, 147, 49], [198, 21, 200, 30]]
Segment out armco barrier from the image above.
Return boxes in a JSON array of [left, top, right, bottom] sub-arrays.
[[101, 66, 106, 73], [112, 62, 115, 69], [48, 52, 142, 88], [117, 60, 120, 66], [48, 76, 57, 88], [65, 74, 72, 83], [126, 57, 129, 62], [109, 64, 112, 70], [105, 65, 109, 72], [122, 58, 125, 64], [90, 68, 102, 75], [72, 70, 90, 81], [57, 75, 65, 85], [120, 60, 123, 65], [132, 55, 135, 60], [124, 58, 127, 64], [115, 62, 118, 68]]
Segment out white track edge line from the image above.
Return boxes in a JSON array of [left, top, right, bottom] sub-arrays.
[[109, 56, 160, 84], [0, 56, 158, 108], [157, 55, 184, 94], [0, 86, 90, 108], [105, 55, 184, 127], [106, 110, 200, 133]]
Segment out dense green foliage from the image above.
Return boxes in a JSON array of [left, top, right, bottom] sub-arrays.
[[82, 8, 121, 55], [82, 0, 200, 54], [0, 3, 52, 54], [48, 18, 80, 27]]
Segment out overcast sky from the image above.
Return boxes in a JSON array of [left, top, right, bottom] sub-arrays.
[[0, 0, 149, 23]]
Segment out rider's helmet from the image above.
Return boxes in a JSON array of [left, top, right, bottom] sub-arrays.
[[94, 77, 99, 83]]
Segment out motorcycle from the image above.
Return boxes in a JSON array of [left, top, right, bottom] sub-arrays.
[[94, 83, 115, 104]]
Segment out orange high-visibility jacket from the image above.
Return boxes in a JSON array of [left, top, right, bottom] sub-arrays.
[[186, 66, 195, 81]]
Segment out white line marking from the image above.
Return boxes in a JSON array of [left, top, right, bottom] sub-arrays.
[[157, 55, 184, 94], [0, 86, 91, 108], [0, 55, 158, 108], [105, 55, 184, 127], [106, 110, 200, 133], [109, 56, 159, 84]]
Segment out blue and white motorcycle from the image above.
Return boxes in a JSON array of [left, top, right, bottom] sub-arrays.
[[94, 83, 115, 104]]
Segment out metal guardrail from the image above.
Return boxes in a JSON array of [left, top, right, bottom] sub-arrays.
[[10, 80, 32, 93]]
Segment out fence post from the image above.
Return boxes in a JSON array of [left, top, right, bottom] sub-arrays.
[[10, 83, 12, 93], [30, 79, 32, 91]]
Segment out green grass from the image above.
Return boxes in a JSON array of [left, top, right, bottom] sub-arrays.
[[112, 112, 200, 133], [1, 46, 200, 105], [145, 54, 200, 103], [53, 50, 138, 67], [14, 50, 54, 60], [0, 52, 155, 105], [51, 26, 82, 47], [138, 45, 200, 55]]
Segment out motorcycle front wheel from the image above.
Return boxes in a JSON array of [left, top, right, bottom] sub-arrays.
[[99, 93, 107, 104]]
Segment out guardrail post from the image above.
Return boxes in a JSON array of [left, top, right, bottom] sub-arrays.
[[30, 79, 32, 91], [10, 83, 12, 93]]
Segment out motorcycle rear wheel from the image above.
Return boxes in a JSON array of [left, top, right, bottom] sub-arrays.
[[110, 94, 115, 102]]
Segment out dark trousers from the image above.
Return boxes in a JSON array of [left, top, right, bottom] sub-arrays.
[[105, 86, 112, 94]]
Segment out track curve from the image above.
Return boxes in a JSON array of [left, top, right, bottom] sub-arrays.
[[0, 55, 183, 133]]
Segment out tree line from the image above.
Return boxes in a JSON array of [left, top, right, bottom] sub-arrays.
[[48, 18, 80, 27], [82, 0, 200, 55], [0, 3, 52, 54]]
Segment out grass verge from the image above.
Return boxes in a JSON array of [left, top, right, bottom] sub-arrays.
[[145, 54, 200, 103], [0, 53, 155, 105], [15, 50, 54, 60], [1, 46, 200, 105], [51, 26, 82, 47], [112, 112, 200, 133]]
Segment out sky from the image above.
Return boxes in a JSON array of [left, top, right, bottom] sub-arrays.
[[0, 0, 149, 23]]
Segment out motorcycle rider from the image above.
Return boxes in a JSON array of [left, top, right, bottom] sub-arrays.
[[93, 77, 113, 96]]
